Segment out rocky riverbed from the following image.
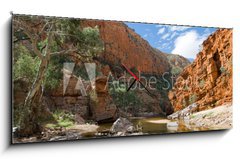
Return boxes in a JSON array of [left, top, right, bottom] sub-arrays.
[[13, 103, 232, 143], [188, 103, 232, 129], [168, 103, 232, 130]]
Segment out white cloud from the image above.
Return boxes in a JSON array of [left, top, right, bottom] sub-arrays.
[[168, 26, 190, 32], [162, 43, 168, 47], [158, 42, 169, 50], [157, 27, 165, 35], [157, 25, 189, 41], [168, 32, 178, 40], [171, 30, 208, 59], [161, 33, 170, 40]]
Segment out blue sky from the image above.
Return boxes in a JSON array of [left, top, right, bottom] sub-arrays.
[[126, 22, 217, 59]]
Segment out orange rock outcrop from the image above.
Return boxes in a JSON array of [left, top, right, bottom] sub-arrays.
[[168, 29, 232, 112]]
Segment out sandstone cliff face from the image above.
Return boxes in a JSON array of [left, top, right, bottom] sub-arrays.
[[89, 76, 117, 121], [165, 53, 191, 76], [49, 72, 117, 121], [14, 19, 191, 122], [168, 29, 232, 112], [48, 75, 91, 118], [80, 20, 191, 116], [81, 20, 171, 75]]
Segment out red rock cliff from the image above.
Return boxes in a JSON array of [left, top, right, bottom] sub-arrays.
[[81, 20, 172, 75], [168, 29, 232, 112], [80, 20, 190, 116]]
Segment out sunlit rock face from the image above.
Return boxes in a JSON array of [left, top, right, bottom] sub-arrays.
[[169, 29, 232, 112], [81, 20, 172, 75]]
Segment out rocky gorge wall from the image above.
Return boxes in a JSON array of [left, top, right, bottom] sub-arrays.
[[168, 29, 232, 112], [14, 19, 191, 122], [79, 20, 190, 116], [48, 72, 117, 122], [81, 20, 173, 75]]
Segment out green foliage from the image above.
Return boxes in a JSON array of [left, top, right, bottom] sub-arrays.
[[220, 66, 226, 74], [183, 85, 189, 91], [220, 66, 230, 76], [127, 32, 139, 44], [46, 110, 75, 128], [202, 112, 214, 118], [109, 83, 142, 112], [37, 38, 48, 52], [14, 16, 104, 89], [130, 67, 139, 75], [13, 104, 28, 127], [44, 62, 61, 90], [189, 94, 197, 105], [43, 21, 103, 89], [43, 55, 68, 90], [13, 44, 63, 90], [190, 114, 197, 119], [55, 19, 104, 59], [14, 30, 29, 42], [74, 63, 103, 80], [73, 64, 89, 80], [171, 66, 182, 75], [82, 26, 104, 57], [13, 45, 40, 84], [13, 43, 30, 59], [199, 79, 205, 88]]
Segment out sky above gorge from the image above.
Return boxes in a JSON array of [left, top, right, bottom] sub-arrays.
[[126, 22, 217, 60]]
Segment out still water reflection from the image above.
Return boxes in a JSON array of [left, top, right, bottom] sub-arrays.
[[96, 117, 210, 137]]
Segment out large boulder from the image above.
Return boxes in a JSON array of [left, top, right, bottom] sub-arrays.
[[168, 103, 199, 119], [110, 117, 134, 135]]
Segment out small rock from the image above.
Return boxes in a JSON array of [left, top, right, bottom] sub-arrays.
[[75, 114, 85, 124], [50, 136, 67, 141], [167, 122, 178, 127]]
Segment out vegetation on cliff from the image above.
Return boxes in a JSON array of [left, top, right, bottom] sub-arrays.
[[13, 15, 104, 136]]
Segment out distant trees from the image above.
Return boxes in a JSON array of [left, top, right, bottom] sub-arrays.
[[13, 15, 103, 136], [109, 84, 142, 114], [13, 45, 40, 84]]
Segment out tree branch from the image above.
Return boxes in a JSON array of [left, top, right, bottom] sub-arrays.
[[50, 49, 78, 55], [50, 49, 93, 58], [13, 19, 43, 60]]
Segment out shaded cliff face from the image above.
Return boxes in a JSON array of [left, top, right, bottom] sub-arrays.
[[168, 29, 232, 112], [165, 53, 191, 76], [81, 20, 172, 75]]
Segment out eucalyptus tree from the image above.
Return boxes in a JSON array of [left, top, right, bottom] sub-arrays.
[[13, 15, 103, 135]]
